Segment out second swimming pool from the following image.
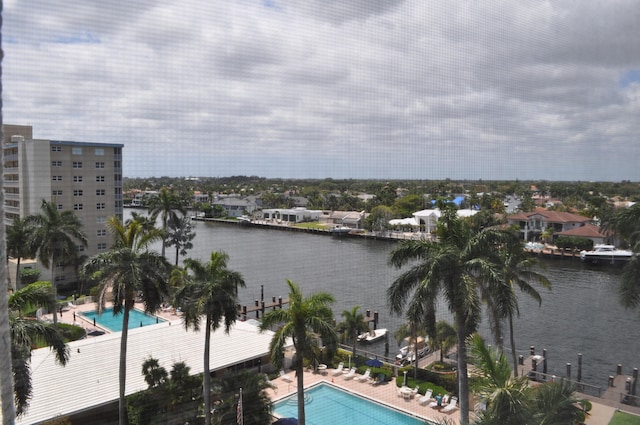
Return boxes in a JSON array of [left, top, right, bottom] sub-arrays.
[[81, 307, 165, 332], [273, 383, 430, 425]]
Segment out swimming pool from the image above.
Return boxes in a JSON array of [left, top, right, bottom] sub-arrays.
[[273, 383, 429, 425], [81, 307, 165, 332]]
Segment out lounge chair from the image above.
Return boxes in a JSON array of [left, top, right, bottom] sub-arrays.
[[343, 367, 357, 380], [418, 389, 433, 405], [356, 368, 371, 382], [443, 396, 458, 413], [280, 370, 293, 383], [332, 362, 344, 376]]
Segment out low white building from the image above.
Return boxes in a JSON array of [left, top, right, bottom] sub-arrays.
[[261, 207, 322, 223], [16, 318, 282, 424]]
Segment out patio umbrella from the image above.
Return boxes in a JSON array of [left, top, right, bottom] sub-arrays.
[[365, 358, 384, 367]]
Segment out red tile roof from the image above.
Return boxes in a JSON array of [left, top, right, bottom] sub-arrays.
[[556, 224, 607, 238], [507, 209, 590, 224]]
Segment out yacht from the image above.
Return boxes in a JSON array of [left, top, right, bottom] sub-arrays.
[[580, 244, 633, 265]]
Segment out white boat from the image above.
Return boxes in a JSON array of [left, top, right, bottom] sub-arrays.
[[331, 225, 352, 235], [395, 336, 429, 364], [357, 328, 387, 343], [580, 244, 633, 265]]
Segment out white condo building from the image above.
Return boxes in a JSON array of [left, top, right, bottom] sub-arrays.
[[2, 124, 124, 290]]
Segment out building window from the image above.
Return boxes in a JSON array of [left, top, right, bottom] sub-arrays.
[[51, 161, 62, 167], [54, 276, 66, 282], [57, 204, 63, 210], [52, 190, 63, 196], [114, 160, 121, 168], [51, 146, 62, 152], [96, 216, 106, 224], [96, 189, 106, 196], [77, 245, 85, 252], [72, 161, 83, 168], [97, 229, 107, 237], [95, 161, 105, 168], [52, 176, 62, 181], [95, 148, 104, 156], [72, 147, 83, 155], [74, 189, 83, 196], [73, 176, 83, 183], [115, 187, 122, 195], [96, 203, 106, 210], [73, 204, 83, 210], [114, 147, 122, 155], [97, 242, 108, 250], [114, 174, 121, 182]]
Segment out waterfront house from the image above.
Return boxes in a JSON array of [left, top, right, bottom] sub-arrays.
[[262, 207, 322, 223], [211, 195, 258, 218], [507, 209, 591, 241]]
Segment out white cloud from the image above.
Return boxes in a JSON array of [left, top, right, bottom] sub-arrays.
[[4, 0, 640, 180]]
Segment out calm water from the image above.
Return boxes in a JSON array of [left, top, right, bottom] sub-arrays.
[[274, 383, 426, 425], [130, 210, 640, 388]]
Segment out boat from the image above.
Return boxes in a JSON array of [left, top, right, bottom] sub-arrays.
[[357, 328, 388, 343], [395, 336, 429, 365], [237, 215, 252, 225], [580, 244, 633, 265], [331, 225, 352, 235]]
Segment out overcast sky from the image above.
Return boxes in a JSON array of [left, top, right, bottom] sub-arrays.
[[5, 1, 640, 181]]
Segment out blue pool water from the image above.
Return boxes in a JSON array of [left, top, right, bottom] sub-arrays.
[[273, 383, 429, 425], [81, 307, 165, 332]]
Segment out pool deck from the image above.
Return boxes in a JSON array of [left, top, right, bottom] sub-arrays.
[[267, 368, 461, 425]]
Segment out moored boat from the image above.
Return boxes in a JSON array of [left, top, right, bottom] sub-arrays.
[[357, 328, 388, 343], [580, 244, 633, 265]]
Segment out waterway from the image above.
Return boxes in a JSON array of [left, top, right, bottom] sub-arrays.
[[131, 211, 640, 388]]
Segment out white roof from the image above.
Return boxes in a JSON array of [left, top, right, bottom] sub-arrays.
[[17, 319, 276, 424]]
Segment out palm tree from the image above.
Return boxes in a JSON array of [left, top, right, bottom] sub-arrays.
[[141, 356, 168, 389], [387, 205, 510, 425], [147, 187, 186, 258], [259, 280, 337, 425], [9, 281, 70, 417], [165, 216, 196, 266], [212, 370, 275, 425], [468, 334, 531, 425], [490, 239, 551, 377], [431, 321, 457, 363], [6, 217, 36, 291], [172, 250, 245, 425], [82, 216, 171, 425], [337, 306, 368, 358], [27, 200, 87, 327], [530, 379, 591, 425], [607, 204, 640, 309]]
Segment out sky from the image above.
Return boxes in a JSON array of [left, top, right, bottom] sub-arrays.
[[4, 0, 640, 181]]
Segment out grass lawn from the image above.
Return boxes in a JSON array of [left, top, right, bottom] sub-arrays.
[[609, 411, 640, 425]]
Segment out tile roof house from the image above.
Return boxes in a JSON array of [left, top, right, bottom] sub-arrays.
[[507, 209, 592, 241], [555, 223, 608, 245]]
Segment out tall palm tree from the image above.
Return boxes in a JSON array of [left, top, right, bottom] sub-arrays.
[[259, 280, 337, 425], [165, 216, 196, 266], [490, 239, 551, 377], [27, 200, 87, 327], [6, 217, 36, 291], [431, 321, 457, 363], [387, 205, 510, 425], [172, 251, 245, 425], [468, 334, 531, 425], [9, 282, 70, 417], [147, 187, 186, 258], [82, 216, 171, 425], [338, 306, 368, 358]]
